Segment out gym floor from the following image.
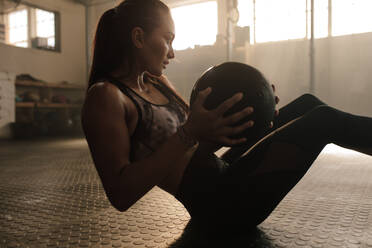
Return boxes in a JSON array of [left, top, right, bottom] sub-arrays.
[[1, 138, 372, 248]]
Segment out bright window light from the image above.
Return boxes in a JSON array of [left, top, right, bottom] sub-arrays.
[[171, 1, 217, 50], [237, 0, 253, 28], [237, 0, 254, 44], [307, 0, 329, 39], [5, 4, 58, 51], [36, 9, 55, 48], [332, 0, 372, 36], [255, 0, 306, 43], [8, 9, 28, 47]]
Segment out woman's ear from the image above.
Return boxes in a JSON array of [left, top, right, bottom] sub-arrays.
[[132, 27, 145, 48]]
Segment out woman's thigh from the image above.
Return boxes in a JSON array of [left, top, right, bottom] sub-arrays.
[[221, 94, 325, 163]]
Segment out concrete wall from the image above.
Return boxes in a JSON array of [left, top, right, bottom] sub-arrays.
[[86, 0, 121, 73], [0, 0, 87, 85], [246, 33, 372, 116]]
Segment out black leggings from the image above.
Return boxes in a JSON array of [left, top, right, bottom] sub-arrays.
[[175, 94, 372, 235]]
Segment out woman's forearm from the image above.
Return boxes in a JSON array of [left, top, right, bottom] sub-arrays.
[[110, 131, 198, 211]]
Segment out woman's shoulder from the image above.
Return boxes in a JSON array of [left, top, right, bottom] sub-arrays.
[[87, 81, 134, 105], [84, 81, 135, 115], [87, 81, 120, 97]]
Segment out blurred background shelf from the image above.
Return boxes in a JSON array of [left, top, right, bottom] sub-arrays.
[[37, 103, 82, 108], [16, 102, 82, 108], [15, 102, 35, 108], [16, 80, 86, 90], [14, 78, 85, 138]]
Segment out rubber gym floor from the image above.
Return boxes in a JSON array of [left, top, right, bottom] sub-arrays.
[[1, 138, 372, 248]]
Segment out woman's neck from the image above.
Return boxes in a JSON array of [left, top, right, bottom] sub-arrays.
[[110, 59, 145, 86], [112, 70, 154, 95]]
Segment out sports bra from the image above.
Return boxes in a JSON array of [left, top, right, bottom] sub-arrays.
[[104, 76, 189, 162]]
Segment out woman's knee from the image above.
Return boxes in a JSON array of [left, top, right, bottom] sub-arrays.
[[307, 105, 341, 124], [298, 93, 325, 107]]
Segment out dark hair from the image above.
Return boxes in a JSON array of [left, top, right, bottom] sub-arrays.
[[88, 0, 170, 88]]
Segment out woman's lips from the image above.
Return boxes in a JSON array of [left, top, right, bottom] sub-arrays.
[[163, 61, 169, 69]]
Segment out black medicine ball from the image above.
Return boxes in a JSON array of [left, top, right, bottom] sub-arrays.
[[190, 62, 276, 146]]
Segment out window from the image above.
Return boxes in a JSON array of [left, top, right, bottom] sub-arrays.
[[237, 0, 372, 44], [8, 9, 28, 47], [308, 0, 329, 39], [171, 1, 218, 50], [255, 0, 307, 43], [36, 9, 56, 48], [237, 0, 254, 44], [1, 3, 59, 51], [332, 0, 372, 36], [237, 0, 253, 28], [237, 0, 308, 43]]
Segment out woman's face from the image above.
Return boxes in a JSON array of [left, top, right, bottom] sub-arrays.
[[140, 11, 175, 76]]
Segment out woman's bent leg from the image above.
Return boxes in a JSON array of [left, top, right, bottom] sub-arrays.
[[217, 105, 372, 228], [221, 93, 326, 163], [273, 93, 326, 129]]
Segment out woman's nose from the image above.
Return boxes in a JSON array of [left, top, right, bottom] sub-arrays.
[[168, 46, 175, 59]]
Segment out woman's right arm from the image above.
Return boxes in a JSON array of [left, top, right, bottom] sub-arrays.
[[82, 82, 197, 211], [82, 83, 253, 211]]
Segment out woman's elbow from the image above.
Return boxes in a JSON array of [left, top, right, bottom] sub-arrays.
[[113, 204, 130, 212], [108, 196, 131, 212], [104, 188, 132, 212]]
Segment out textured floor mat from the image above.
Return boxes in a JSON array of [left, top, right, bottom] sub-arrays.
[[1, 138, 372, 247]]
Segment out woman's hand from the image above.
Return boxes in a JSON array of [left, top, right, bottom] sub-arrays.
[[183, 87, 254, 146], [270, 84, 280, 128]]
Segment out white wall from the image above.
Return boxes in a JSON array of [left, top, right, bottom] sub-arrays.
[[0, 0, 87, 85], [86, 0, 121, 74]]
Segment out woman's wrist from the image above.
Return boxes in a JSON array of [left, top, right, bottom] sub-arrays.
[[177, 124, 199, 149]]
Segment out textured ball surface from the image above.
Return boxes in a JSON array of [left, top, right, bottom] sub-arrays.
[[190, 62, 276, 146]]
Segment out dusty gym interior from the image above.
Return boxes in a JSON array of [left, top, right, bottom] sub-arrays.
[[1, 0, 372, 247]]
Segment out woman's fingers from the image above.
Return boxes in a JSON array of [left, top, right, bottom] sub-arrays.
[[214, 92, 243, 116], [272, 84, 280, 116], [222, 106, 254, 125], [219, 136, 247, 146], [217, 119, 254, 137], [192, 87, 212, 109], [232, 120, 255, 134], [275, 95, 280, 104], [272, 84, 280, 104]]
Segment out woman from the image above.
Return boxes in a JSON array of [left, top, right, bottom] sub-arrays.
[[82, 0, 372, 235]]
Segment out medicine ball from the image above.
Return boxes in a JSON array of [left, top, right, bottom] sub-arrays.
[[190, 62, 275, 146]]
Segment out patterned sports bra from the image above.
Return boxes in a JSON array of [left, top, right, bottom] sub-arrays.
[[105, 76, 189, 162]]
